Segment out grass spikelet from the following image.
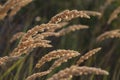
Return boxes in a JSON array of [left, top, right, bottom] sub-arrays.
[[9, 0, 33, 17], [49, 10, 101, 24], [21, 23, 60, 42], [76, 47, 101, 65], [49, 51, 80, 70], [47, 65, 109, 80], [83, 11, 101, 17], [0, 0, 33, 20], [10, 23, 60, 56], [97, 29, 120, 42], [55, 24, 89, 37], [0, 56, 19, 67], [47, 22, 69, 32], [35, 49, 80, 68], [10, 32, 25, 43], [10, 39, 52, 56], [107, 6, 120, 24], [25, 71, 50, 80], [49, 10, 90, 24], [33, 32, 57, 40]]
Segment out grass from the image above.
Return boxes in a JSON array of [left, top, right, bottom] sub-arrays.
[[0, 0, 120, 80]]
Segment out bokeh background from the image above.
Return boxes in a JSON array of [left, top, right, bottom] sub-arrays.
[[0, 0, 120, 80]]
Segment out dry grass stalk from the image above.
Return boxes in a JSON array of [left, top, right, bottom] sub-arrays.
[[10, 32, 25, 43], [35, 49, 80, 68], [49, 51, 80, 70], [47, 65, 109, 80], [76, 47, 101, 65], [0, 0, 33, 20], [107, 6, 120, 24], [54, 24, 89, 37], [97, 29, 120, 42], [25, 70, 50, 80]]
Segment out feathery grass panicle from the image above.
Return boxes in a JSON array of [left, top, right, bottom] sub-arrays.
[[9, 0, 33, 17], [20, 23, 60, 42], [10, 23, 60, 56], [32, 22, 68, 39], [10, 39, 52, 56], [0, 56, 19, 67], [10, 32, 25, 43], [49, 51, 80, 70], [97, 29, 120, 42], [0, 0, 33, 20], [35, 50, 80, 68], [25, 71, 50, 80], [33, 24, 88, 39], [76, 47, 101, 65], [55, 24, 89, 37], [26, 50, 80, 80], [47, 22, 69, 32], [83, 11, 101, 17], [47, 65, 109, 80], [49, 10, 90, 24], [0, 56, 9, 66], [0, 0, 16, 15], [33, 32, 56, 40], [49, 10, 101, 24], [107, 6, 120, 24]]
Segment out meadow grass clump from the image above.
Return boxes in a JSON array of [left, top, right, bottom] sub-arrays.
[[1, 0, 120, 80], [0, 7, 109, 80]]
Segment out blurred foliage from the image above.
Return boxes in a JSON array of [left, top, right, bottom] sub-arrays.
[[0, 0, 120, 80]]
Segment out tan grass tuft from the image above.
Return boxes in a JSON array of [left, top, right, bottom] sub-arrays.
[[35, 49, 80, 68], [97, 29, 120, 42], [107, 6, 120, 24], [47, 65, 109, 80]]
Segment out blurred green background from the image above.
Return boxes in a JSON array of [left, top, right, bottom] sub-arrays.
[[0, 0, 120, 80]]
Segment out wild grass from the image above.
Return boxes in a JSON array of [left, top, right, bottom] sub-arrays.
[[0, 0, 120, 80]]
